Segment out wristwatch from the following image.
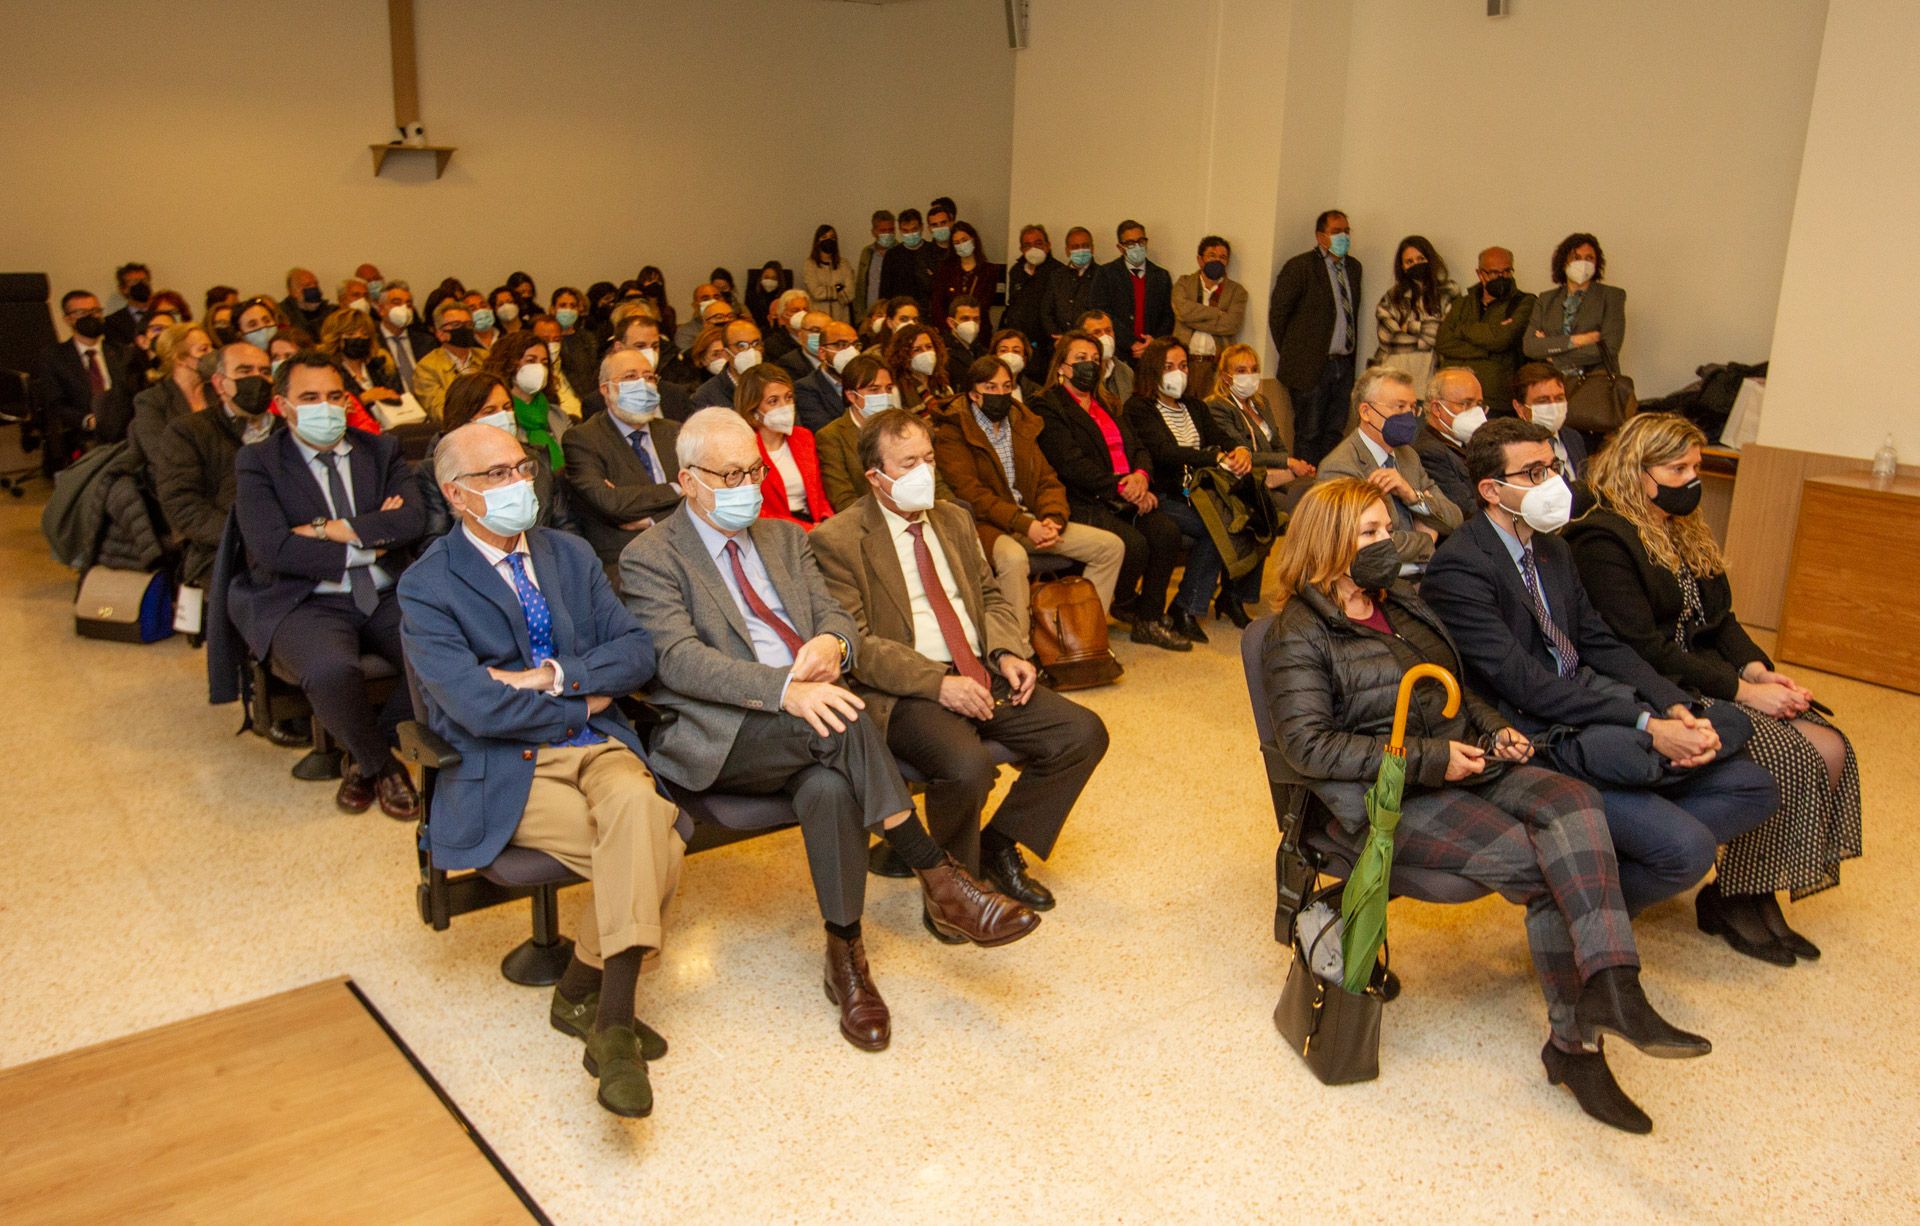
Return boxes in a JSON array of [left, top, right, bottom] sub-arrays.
[[310, 516, 329, 532]]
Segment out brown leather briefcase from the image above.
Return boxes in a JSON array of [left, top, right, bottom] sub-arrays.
[[1029, 575, 1123, 690]]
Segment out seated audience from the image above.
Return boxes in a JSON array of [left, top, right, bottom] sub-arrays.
[[1566, 413, 1861, 962], [39, 288, 138, 461], [337, 276, 372, 314], [128, 321, 212, 469], [759, 289, 809, 367], [229, 351, 424, 818], [1507, 361, 1589, 499], [1075, 310, 1134, 404], [1122, 338, 1254, 635], [484, 331, 571, 474], [735, 363, 831, 526], [690, 320, 764, 410], [561, 349, 683, 567], [413, 300, 485, 422], [1203, 343, 1314, 515], [778, 309, 831, 382], [1030, 330, 1189, 652], [931, 355, 1125, 631], [673, 284, 724, 353], [813, 408, 1110, 910], [151, 341, 279, 587], [1411, 365, 1489, 513], [985, 328, 1043, 403], [375, 282, 436, 389], [1317, 366, 1463, 568], [1263, 475, 1710, 1133], [795, 321, 861, 434], [1421, 417, 1779, 922], [1171, 234, 1247, 397], [879, 295, 922, 341], [887, 323, 953, 413], [319, 308, 404, 413], [1092, 219, 1173, 361], [234, 295, 286, 354], [605, 312, 693, 420], [400, 421, 682, 1118], [206, 300, 237, 346], [281, 266, 332, 333], [104, 262, 155, 346], [420, 372, 574, 538], [621, 407, 1038, 1050]]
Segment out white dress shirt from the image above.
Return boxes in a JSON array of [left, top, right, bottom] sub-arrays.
[[877, 500, 980, 663], [461, 524, 565, 694], [293, 435, 395, 594]]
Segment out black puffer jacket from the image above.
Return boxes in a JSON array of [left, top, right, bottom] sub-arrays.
[[1262, 581, 1508, 791]]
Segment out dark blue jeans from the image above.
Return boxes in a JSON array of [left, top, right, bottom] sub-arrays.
[[1159, 500, 1224, 617]]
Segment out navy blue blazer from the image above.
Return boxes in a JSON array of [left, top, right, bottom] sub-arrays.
[[1091, 258, 1175, 358], [1419, 511, 1690, 733], [398, 526, 658, 871], [229, 426, 425, 657], [794, 365, 845, 435]]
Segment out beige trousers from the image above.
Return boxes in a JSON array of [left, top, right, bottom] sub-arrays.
[[990, 522, 1127, 631], [510, 741, 685, 967]]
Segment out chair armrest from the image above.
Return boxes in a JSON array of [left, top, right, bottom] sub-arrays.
[[396, 720, 461, 772]]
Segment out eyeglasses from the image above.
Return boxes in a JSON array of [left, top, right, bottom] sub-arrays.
[[455, 458, 539, 489], [1498, 458, 1566, 485], [728, 339, 760, 352], [690, 461, 767, 488]]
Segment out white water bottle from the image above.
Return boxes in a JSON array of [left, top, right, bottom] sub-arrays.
[[1873, 434, 1898, 482]]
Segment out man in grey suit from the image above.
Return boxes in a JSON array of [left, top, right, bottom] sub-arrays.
[[620, 408, 1039, 1052], [561, 349, 684, 568], [1318, 365, 1463, 567]]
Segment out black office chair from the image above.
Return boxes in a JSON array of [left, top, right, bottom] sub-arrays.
[[250, 652, 399, 781], [1240, 613, 1489, 996]]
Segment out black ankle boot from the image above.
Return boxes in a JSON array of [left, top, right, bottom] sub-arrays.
[[1543, 1041, 1652, 1134], [1214, 594, 1254, 629], [1167, 609, 1210, 644], [1575, 967, 1711, 1059]]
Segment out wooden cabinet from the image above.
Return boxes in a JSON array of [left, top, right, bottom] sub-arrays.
[[1777, 474, 1920, 693]]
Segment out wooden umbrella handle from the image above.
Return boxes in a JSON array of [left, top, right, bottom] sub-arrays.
[[1389, 663, 1460, 752]]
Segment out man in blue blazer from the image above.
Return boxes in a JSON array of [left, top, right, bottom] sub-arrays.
[[1420, 417, 1777, 915], [230, 350, 425, 818], [1090, 219, 1175, 362], [399, 421, 682, 1119]]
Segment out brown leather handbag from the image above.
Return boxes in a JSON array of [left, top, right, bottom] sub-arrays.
[[1029, 575, 1123, 690], [1565, 340, 1638, 434]]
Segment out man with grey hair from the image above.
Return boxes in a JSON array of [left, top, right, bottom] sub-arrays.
[[762, 288, 813, 364], [151, 341, 279, 587], [402, 422, 680, 1119], [411, 299, 481, 422], [622, 407, 1040, 1052], [562, 347, 684, 566], [1317, 365, 1463, 566], [1411, 365, 1487, 512], [374, 278, 435, 388]]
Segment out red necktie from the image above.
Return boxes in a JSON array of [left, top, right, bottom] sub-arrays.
[[83, 348, 106, 394], [724, 540, 805, 656], [906, 521, 991, 689]]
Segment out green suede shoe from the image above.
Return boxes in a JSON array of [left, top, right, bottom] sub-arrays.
[[550, 988, 668, 1060], [583, 1024, 653, 1118]]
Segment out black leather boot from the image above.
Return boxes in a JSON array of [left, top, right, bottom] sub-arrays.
[[1575, 967, 1711, 1058], [1543, 1041, 1652, 1134]]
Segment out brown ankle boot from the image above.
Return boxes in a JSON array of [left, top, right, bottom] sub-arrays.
[[824, 933, 889, 1051], [914, 853, 1041, 947]]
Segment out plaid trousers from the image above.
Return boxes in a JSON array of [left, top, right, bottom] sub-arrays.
[[1330, 763, 1638, 1046]]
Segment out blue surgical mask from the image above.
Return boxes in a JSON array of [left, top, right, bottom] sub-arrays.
[[612, 379, 661, 423], [471, 308, 496, 332], [1329, 233, 1351, 258], [366, 279, 385, 298], [473, 409, 516, 434], [876, 232, 897, 249], [244, 325, 275, 350], [1123, 242, 1147, 268], [954, 239, 976, 258], [805, 332, 821, 356], [697, 474, 762, 531], [859, 392, 891, 417], [292, 401, 347, 449], [931, 225, 952, 243], [462, 478, 539, 536], [554, 308, 579, 329], [1068, 248, 1093, 268], [901, 231, 924, 249]]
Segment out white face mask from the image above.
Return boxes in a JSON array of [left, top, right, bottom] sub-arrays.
[[830, 346, 858, 373], [347, 298, 371, 314], [544, 340, 561, 360], [880, 462, 937, 513], [1023, 246, 1046, 267], [1159, 369, 1188, 398], [634, 345, 658, 368], [760, 277, 780, 293], [1528, 399, 1569, 435], [1446, 404, 1489, 446], [1499, 473, 1574, 533], [953, 321, 979, 345], [787, 309, 806, 330], [473, 409, 516, 434], [1096, 334, 1115, 360], [732, 347, 763, 373], [514, 364, 547, 396], [706, 356, 729, 375], [496, 302, 520, 324], [1564, 259, 1596, 286], [998, 352, 1026, 376], [760, 403, 795, 435], [910, 349, 938, 376], [386, 305, 413, 329], [1230, 372, 1260, 399]]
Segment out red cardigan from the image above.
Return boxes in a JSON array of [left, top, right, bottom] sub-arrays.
[[756, 427, 833, 528]]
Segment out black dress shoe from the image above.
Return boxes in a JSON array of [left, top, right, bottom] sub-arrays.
[[983, 842, 1055, 911], [868, 841, 913, 879], [1543, 1041, 1652, 1134], [1696, 882, 1797, 966], [265, 717, 312, 748], [1754, 891, 1822, 961], [1167, 609, 1210, 644], [335, 771, 377, 814], [1214, 595, 1254, 629], [1129, 617, 1193, 652], [1575, 967, 1711, 1059], [1107, 597, 1140, 626]]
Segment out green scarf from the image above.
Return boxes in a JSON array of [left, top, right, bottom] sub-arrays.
[[512, 392, 563, 471]]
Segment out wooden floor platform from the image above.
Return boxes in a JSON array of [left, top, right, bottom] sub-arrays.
[[0, 978, 538, 1224]]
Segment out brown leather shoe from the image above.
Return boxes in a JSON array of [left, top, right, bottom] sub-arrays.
[[915, 853, 1040, 947], [824, 934, 889, 1052], [375, 767, 421, 821], [335, 771, 377, 813]]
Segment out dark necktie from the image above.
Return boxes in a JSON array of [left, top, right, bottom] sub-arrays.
[[1379, 454, 1413, 531], [906, 521, 990, 690], [504, 553, 602, 747], [626, 426, 658, 480], [723, 540, 805, 656], [1332, 259, 1353, 350], [1518, 545, 1580, 678], [83, 347, 106, 395], [317, 451, 378, 616]]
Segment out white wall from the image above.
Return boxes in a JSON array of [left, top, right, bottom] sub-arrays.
[[1758, 0, 1920, 460], [4, 0, 1015, 320]]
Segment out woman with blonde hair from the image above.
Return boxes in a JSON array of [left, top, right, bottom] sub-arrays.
[[128, 321, 212, 464], [319, 307, 404, 410], [1262, 475, 1710, 1133], [1567, 413, 1859, 964]]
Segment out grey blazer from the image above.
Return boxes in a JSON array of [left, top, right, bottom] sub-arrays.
[[1522, 282, 1626, 373], [618, 503, 859, 791], [1317, 429, 1463, 564]]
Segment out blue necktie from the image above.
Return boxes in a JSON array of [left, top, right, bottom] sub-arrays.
[[1519, 546, 1581, 678], [626, 426, 659, 480], [504, 552, 603, 747]]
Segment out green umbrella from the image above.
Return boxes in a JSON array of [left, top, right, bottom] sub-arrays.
[[1339, 662, 1460, 993]]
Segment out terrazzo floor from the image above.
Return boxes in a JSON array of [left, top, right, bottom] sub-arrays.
[[1, 489, 1915, 1224]]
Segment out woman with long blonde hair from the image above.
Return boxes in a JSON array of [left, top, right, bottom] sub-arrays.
[[1263, 477, 1707, 1133], [1568, 413, 1859, 964]]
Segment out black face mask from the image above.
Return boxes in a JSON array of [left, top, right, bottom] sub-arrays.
[[71, 314, 107, 340], [1402, 261, 1432, 285], [300, 286, 323, 305], [819, 238, 839, 258], [1202, 259, 1226, 281], [228, 375, 273, 416], [976, 392, 1015, 422], [1483, 275, 1515, 300], [1349, 539, 1402, 592], [1648, 477, 1703, 517], [126, 281, 152, 304], [447, 326, 479, 349], [341, 337, 372, 360], [1068, 360, 1100, 392]]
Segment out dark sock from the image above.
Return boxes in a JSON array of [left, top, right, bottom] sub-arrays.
[[824, 919, 862, 942], [595, 948, 643, 1034], [882, 817, 945, 871], [980, 827, 1017, 860], [557, 953, 602, 1003]]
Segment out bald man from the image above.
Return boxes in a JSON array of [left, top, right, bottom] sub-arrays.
[[1411, 366, 1487, 513], [1434, 245, 1536, 408]]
